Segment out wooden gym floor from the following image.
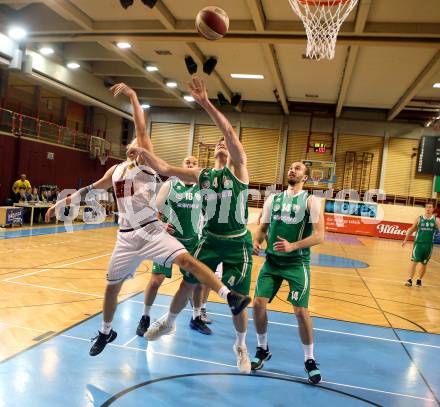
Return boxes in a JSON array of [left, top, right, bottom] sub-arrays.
[[1, 210, 439, 362]]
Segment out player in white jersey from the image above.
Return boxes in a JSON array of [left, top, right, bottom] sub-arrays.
[[46, 83, 251, 357], [136, 155, 213, 336]]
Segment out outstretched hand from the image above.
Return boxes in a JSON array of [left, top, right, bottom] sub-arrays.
[[127, 145, 146, 160], [110, 83, 136, 98], [188, 77, 209, 104]]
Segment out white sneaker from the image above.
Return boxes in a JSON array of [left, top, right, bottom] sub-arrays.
[[200, 308, 212, 324], [144, 320, 175, 341], [233, 344, 251, 374]]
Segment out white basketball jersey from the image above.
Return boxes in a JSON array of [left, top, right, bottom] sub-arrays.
[[112, 160, 158, 229]]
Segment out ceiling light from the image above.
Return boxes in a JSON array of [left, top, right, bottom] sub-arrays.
[[67, 62, 80, 69], [184, 95, 195, 102], [433, 83, 440, 89], [230, 73, 264, 80], [166, 80, 177, 88], [39, 47, 54, 56], [145, 64, 159, 72], [116, 42, 131, 49], [141, 104, 150, 109], [8, 26, 27, 40]]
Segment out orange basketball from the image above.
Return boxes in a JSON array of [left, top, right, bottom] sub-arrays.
[[195, 6, 229, 41]]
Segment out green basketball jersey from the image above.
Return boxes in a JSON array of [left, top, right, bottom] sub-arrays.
[[198, 166, 248, 236], [415, 215, 437, 245], [266, 190, 312, 266], [162, 180, 202, 240]]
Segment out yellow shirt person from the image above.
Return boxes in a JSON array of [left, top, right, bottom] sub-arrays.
[[12, 175, 31, 194]]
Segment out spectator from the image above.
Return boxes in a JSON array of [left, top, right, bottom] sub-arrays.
[[17, 187, 31, 222], [30, 187, 40, 202], [17, 187, 29, 203], [29, 186, 41, 223], [52, 187, 61, 201], [12, 174, 31, 200], [25, 187, 33, 201], [39, 189, 52, 222], [46, 189, 55, 202], [40, 189, 50, 203]]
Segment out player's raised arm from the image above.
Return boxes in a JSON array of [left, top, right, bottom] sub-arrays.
[[402, 217, 419, 247], [45, 165, 116, 222], [188, 77, 248, 182], [127, 146, 200, 184], [111, 83, 153, 152]]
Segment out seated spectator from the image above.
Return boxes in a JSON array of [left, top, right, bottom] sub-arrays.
[[46, 189, 55, 203], [29, 187, 41, 223], [50, 187, 60, 201], [39, 189, 53, 221], [25, 187, 33, 201], [17, 187, 29, 203], [17, 187, 31, 222], [12, 174, 31, 201], [40, 189, 50, 203], [30, 187, 40, 203]]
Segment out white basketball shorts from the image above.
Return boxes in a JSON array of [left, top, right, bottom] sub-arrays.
[[107, 220, 187, 285]]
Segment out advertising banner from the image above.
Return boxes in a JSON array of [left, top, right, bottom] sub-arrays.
[[323, 214, 429, 242], [6, 207, 23, 225]]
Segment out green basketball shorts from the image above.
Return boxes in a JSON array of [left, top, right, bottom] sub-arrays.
[[193, 230, 253, 295], [152, 237, 199, 284], [255, 259, 310, 308], [411, 243, 433, 265]]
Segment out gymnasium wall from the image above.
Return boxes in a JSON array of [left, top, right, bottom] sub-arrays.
[[0, 132, 122, 203], [3, 72, 121, 141], [148, 108, 438, 199]]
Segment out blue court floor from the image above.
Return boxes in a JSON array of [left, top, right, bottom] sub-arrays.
[[0, 293, 439, 407], [0, 222, 117, 239]]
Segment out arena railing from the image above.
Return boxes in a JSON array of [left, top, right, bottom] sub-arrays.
[[0, 107, 126, 159]]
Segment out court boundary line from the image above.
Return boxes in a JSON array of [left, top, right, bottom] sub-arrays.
[[0, 316, 437, 403], [341, 244, 440, 406], [2, 283, 439, 349], [2, 253, 112, 282], [55, 333, 436, 403]]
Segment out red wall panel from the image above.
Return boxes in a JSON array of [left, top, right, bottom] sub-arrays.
[[0, 133, 122, 203]]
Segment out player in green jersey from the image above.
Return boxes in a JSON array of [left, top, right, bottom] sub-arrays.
[[129, 77, 253, 373], [403, 200, 440, 287], [135, 156, 212, 336], [251, 162, 324, 384]]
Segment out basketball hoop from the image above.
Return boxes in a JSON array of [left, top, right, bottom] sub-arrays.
[[288, 0, 358, 60]]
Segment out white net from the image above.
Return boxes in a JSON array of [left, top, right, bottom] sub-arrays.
[[289, 0, 358, 60]]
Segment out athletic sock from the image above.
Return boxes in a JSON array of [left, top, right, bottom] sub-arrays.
[[165, 312, 178, 327], [101, 321, 112, 335], [257, 333, 268, 350], [217, 286, 230, 300], [193, 307, 202, 319], [143, 305, 151, 317], [235, 330, 247, 347], [303, 344, 314, 361]]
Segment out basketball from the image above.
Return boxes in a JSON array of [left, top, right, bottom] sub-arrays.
[[195, 6, 229, 41]]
